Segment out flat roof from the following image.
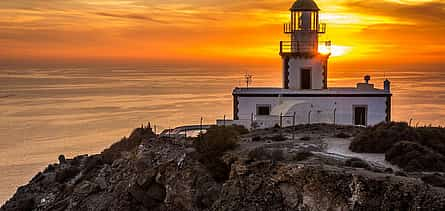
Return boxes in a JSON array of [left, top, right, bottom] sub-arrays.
[[233, 87, 391, 96]]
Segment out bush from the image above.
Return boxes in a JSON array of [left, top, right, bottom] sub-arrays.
[[271, 135, 287, 142], [386, 141, 445, 172], [350, 122, 445, 155], [293, 151, 313, 161], [194, 126, 240, 155], [271, 149, 285, 161], [416, 127, 445, 155], [252, 136, 262, 142], [248, 147, 268, 161], [247, 147, 284, 162], [349, 122, 445, 172], [345, 158, 370, 169], [335, 132, 351, 139], [349, 122, 418, 153], [300, 136, 311, 141], [193, 126, 240, 182], [229, 125, 249, 135]]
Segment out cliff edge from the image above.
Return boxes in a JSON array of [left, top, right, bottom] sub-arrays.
[[2, 125, 445, 211]]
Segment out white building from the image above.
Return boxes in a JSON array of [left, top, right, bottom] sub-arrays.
[[227, 0, 392, 129]]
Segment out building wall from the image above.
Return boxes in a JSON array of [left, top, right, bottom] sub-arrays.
[[285, 56, 326, 90], [235, 96, 388, 128]]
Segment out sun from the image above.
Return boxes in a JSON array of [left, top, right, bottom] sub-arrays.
[[319, 45, 351, 57]]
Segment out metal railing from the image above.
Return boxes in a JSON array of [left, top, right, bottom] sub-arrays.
[[284, 23, 327, 34], [280, 41, 332, 54]]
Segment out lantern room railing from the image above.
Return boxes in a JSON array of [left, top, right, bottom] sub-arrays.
[[284, 23, 326, 34], [280, 41, 332, 54]]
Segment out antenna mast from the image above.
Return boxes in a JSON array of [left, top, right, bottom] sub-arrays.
[[244, 73, 253, 89]]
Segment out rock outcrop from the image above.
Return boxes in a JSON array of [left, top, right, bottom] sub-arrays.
[[2, 125, 445, 211]]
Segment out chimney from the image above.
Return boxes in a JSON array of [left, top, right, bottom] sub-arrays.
[[384, 79, 391, 92]]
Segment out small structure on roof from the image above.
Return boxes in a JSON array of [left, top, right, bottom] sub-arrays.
[[219, 0, 392, 129]]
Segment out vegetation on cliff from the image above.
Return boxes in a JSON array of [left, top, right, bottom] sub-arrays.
[[193, 126, 241, 182], [350, 122, 445, 172]]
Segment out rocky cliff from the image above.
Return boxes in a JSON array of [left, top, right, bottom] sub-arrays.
[[2, 125, 445, 211]]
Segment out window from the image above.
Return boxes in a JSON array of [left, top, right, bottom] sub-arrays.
[[257, 105, 271, 116]]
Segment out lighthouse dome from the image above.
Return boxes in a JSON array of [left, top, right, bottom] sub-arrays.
[[290, 0, 320, 11]]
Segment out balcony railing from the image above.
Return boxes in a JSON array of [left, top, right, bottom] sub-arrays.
[[284, 23, 327, 34], [280, 41, 332, 54]]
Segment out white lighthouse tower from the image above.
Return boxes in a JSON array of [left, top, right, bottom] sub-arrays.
[[280, 0, 330, 90], [227, 0, 392, 128]]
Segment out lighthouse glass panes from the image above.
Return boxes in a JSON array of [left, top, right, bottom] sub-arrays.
[[291, 11, 318, 31]]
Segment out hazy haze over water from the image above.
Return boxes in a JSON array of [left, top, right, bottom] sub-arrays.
[[1, 63, 445, 204]]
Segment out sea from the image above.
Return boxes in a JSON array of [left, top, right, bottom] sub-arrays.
[[1, 62, 444, 204]]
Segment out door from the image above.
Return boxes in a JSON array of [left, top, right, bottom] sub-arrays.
[[354, 106, 367, 126], [301, 68, 311, 89]]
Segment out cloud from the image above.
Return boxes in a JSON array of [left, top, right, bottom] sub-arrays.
[[345, 0, 445, 23], [94, 12, 168, 23]]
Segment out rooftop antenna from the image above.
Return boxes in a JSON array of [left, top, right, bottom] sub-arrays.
[[364, 75, 371, 84], [244, 73, 253, 89]]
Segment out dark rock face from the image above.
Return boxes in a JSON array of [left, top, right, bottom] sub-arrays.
[[3, 126, 445, 211]]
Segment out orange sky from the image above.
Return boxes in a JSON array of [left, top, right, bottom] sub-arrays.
[[0, 0, 444, 65]]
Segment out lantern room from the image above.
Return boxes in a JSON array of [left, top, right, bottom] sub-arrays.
[[285, 0, 321, 33]]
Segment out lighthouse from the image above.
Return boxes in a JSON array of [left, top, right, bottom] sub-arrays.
[[224, 0, 393, 128], [281, 0, 330, 90]]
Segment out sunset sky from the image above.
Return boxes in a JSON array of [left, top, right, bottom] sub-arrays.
[[0, 0, 444, 65]]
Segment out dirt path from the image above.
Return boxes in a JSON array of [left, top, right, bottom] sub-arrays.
[[323, 137, 399, 170]]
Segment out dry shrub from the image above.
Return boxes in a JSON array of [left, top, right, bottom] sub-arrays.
[[271, 135, 287, 142], [386, 141, 445, 172], [248, 147, 285, 162], [349, 122, 445, 172], [349, 122, 417, 153], [293, 151, 313, 161], [193, 126, 240, 182]]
